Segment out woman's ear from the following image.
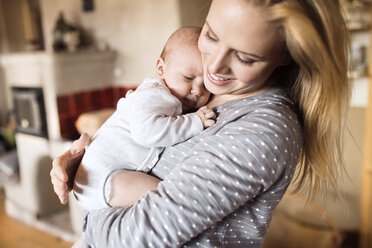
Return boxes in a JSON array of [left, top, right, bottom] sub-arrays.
[[156, 58, 166, 77]]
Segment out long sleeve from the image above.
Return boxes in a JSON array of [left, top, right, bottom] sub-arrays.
[[121, 78, 203, 148], [81, 90, 303, 248], [73, 78, 204, 210]]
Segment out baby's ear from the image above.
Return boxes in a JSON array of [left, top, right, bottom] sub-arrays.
[[156, 57, 166, 77]]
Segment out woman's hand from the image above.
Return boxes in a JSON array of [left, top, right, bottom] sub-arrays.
[[50, 133, 90, 204]]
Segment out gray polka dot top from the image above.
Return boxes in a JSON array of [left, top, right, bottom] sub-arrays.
[[81, 87, 303, 248]]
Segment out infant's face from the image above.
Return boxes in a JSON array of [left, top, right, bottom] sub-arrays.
[[162, 45, 210, 112]]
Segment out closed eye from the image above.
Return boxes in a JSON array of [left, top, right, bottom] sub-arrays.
[[205, 31, 218, 42], [183, 75, 194, 81], [235, 51, 256, 65]]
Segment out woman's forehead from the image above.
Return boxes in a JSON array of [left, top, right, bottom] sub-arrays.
[[207, 0, 283, 57]]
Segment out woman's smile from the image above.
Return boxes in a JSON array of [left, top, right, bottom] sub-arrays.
[[198, 0, 288, 101], [207, 70, 234, 86]]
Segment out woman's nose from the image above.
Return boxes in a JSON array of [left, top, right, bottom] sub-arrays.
[[208, 47, 230, 74]]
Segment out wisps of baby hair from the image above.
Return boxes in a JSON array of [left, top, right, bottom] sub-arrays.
[[160, 26, 202, 62]]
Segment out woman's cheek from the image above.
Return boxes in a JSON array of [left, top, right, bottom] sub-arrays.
[[233, 63, 257, 84], [236, 63, 272, 87]]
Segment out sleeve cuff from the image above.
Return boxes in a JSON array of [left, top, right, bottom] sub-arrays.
[[187, 112, 204, 134]]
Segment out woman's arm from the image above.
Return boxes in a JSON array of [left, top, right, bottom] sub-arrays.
[[81, 112, 302, 248], [50, 134, 160, 208], [50, 134, 161, 209], [82, 133, 267, 247]]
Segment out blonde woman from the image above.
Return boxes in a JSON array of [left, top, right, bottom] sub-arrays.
[[50, 0, 349, 247]]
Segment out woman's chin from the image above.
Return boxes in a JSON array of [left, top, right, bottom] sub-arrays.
[[205, 80, 229, 96]]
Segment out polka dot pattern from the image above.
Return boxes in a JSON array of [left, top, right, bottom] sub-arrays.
[[82, 88, 303, 248]]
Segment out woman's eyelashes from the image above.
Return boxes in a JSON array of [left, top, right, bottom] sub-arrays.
[[205, 31, 218, 42], [204, 30, 255, 66], [235, 52, 256, 65]]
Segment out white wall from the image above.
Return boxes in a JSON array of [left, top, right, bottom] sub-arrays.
[[0, 0, 211, 127], [178, 0, 211, 27], [40, 0, 210, 87]]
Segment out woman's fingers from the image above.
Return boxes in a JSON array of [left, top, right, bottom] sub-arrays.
[[50, 169, 68, 204], [50, 133, 89, 204], [59, 194, 68, 205], [52, 175, 68, 192], [71, 133, 90, 155], [51, 157, 68, 182]]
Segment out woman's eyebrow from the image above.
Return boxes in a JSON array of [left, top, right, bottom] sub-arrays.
[[205, 21, 219, 39], [205, 21, 264, 60], [237, 50, 264, 60]]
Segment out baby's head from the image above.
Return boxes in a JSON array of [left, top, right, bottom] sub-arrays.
[[156, 27, 210, 112]]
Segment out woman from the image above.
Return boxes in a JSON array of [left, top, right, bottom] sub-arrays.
[[50, 0, 349, 247]]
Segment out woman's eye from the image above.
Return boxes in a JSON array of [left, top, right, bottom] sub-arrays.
[[235, 52, 256, 65], [205, 31, 217, 42]]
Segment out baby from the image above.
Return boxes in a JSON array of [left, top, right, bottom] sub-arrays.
[[73, 27, 215, 211]]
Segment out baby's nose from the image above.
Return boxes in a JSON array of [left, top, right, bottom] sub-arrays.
[[188, 93, 199, 102], [191, 81, 204, 96], [192, 88, 201, 97]]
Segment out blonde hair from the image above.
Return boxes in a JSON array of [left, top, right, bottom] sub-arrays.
[[256, 0, 350, 199]]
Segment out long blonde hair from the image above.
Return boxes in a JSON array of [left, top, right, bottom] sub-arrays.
[[258, 0, 350, 199]]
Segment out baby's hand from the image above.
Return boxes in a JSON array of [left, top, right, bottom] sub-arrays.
[[196, 106, 216, 128]]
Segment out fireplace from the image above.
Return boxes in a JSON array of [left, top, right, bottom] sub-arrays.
[[0, 51, 116, 238], [12, 87, 48, 138]]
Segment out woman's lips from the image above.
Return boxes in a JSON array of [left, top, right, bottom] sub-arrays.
[[206, 71, 234, 86]]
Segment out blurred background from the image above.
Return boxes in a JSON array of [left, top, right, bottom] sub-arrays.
[[0, 0, 371, 247]]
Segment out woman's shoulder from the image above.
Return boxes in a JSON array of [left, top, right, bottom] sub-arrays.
[[214, 87, 298, 126], [217, 87, 292, 108], [200, 87, 303, 177], [206, 87, 303, 149]]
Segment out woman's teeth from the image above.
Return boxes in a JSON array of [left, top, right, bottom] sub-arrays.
[[209, 73, 228, 81]]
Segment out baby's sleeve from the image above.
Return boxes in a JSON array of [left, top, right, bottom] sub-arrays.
[[121, 82, 204, 148]]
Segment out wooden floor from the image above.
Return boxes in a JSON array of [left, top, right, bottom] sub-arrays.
[[0, 189, 73, 248]]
